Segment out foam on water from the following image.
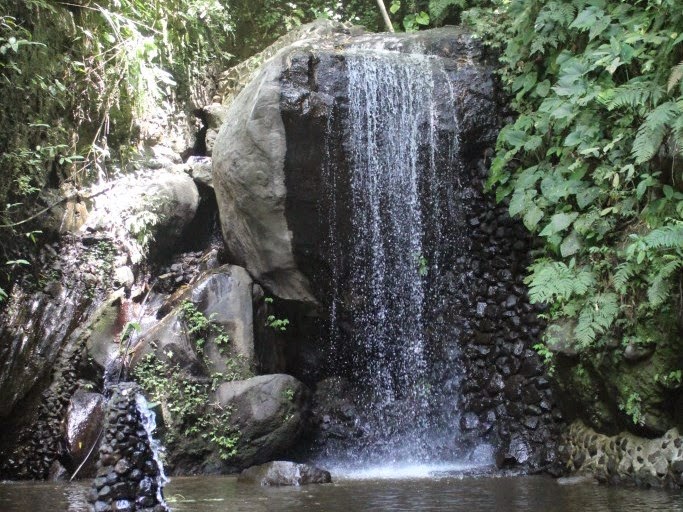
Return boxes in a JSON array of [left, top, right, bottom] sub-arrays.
[[333, 462, 485, 481]]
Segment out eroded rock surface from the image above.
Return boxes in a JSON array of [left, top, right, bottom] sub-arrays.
[[563, 421, 683, 488]]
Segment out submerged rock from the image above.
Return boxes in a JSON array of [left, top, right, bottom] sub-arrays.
[[237, 461, 331, 486]]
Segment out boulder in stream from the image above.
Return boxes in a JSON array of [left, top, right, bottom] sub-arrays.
[[213, 374, 310, 469], [237, 461, 331, 486]]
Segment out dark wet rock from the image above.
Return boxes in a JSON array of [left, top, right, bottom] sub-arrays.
[[623, 342, 655, 363], [237, 461, 331, 486], [495, 433, 531, 468], [65, 389, 105, 478]]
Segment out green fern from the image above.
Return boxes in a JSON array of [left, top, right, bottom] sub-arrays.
[[668, 61, 683, 93], [613, 262, 636, 294], [608, 81, 664, 111], [428, 0, 465, 23], [574, 293, 619, 347], [642, 225, 683, 251], [647, 259, 682, 307], [526, 260, 595, 303]]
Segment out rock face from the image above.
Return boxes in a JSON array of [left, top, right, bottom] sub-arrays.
[[83, 169, 199, 259], [131, 264, 255, 377], [213, 51, 314, 304], [213, 20, 562, 471], [563, 421, 683, 488], [0, 165, 201, 479], [213, 374, 310, 469], [66, 389, 105, 478], [237, 461, 331, 486]]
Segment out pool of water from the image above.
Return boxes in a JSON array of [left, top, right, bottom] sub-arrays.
[[1, 472, 681, 512]]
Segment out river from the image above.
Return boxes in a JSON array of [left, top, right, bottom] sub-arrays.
[[1, 472, 681, 511]]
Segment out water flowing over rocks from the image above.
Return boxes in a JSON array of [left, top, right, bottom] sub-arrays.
[[0, 19, 579, 485], [88, 383, 169, 512], [212, 19, 562, 471]]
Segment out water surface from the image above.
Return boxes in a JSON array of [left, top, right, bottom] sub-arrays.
[[1, 474, 681, 512]]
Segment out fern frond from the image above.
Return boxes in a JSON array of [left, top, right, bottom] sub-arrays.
[[429, 0, 465, 23], [632, 101, 680, 163], [668, 61, 683, 93], [526, 261, 595, 303], [574, 293, 619, 347], [643, 225, 683, 250], [613, 262, 636, 293], [608, 81, 664, 111], [647, 259, 681, 307]]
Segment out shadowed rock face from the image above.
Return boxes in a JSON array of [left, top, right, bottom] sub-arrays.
[[212, 20, 561, 472]]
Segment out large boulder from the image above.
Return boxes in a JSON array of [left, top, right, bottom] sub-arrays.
[[131, 264, 256, 377], [212, 21, 499, 306], [213, 374, 310, 469], [237, 461, 331, 486], [83, 169, 199, 259]]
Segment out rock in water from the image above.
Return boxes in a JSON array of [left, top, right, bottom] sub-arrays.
[[237, 461, 331, 486], [212, 374, 309, 469]]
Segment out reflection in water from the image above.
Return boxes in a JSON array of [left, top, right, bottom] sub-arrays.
[[1, 475, 682, 512]]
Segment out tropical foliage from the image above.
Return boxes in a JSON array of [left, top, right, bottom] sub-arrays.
[[485, 0, 683, 360], [0, 0, 379, 302]]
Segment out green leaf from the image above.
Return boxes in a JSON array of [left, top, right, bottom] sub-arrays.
[[523, 205, 544, 230], [536, 80, 551, 97], [415, 11, 430, 25], [539, 212, 578, 237], [560, 231, 582, 257]]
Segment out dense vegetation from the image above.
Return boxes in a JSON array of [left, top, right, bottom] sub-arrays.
[[1, 0, 681, 427], [0, 0, 381, 302]]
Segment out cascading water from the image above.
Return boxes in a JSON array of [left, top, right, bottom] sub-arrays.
[[135, 393, 170, 506], [324, 48, 471, 470]]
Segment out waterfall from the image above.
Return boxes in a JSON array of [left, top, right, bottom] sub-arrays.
[[326, 48, 467, 467], [135, 393, 170, 507]]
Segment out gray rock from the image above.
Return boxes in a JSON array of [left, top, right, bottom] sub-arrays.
[[113, 266, 135, 289], [203, 104, 230, 156], [545, 319, 579, 357], [213, 50, 315, 304], [190, 265, 255, 368], [213, 374, 310, 468], [237, 461, 331, 486], [133, 264, 255, 376], [556, 475, 595, 486], [66, 390, 105, 477], [623, 341, 655, 362], [186, 156, 213, 189]]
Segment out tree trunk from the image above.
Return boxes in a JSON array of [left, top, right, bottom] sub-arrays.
[[375, 0, 395, 33]]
